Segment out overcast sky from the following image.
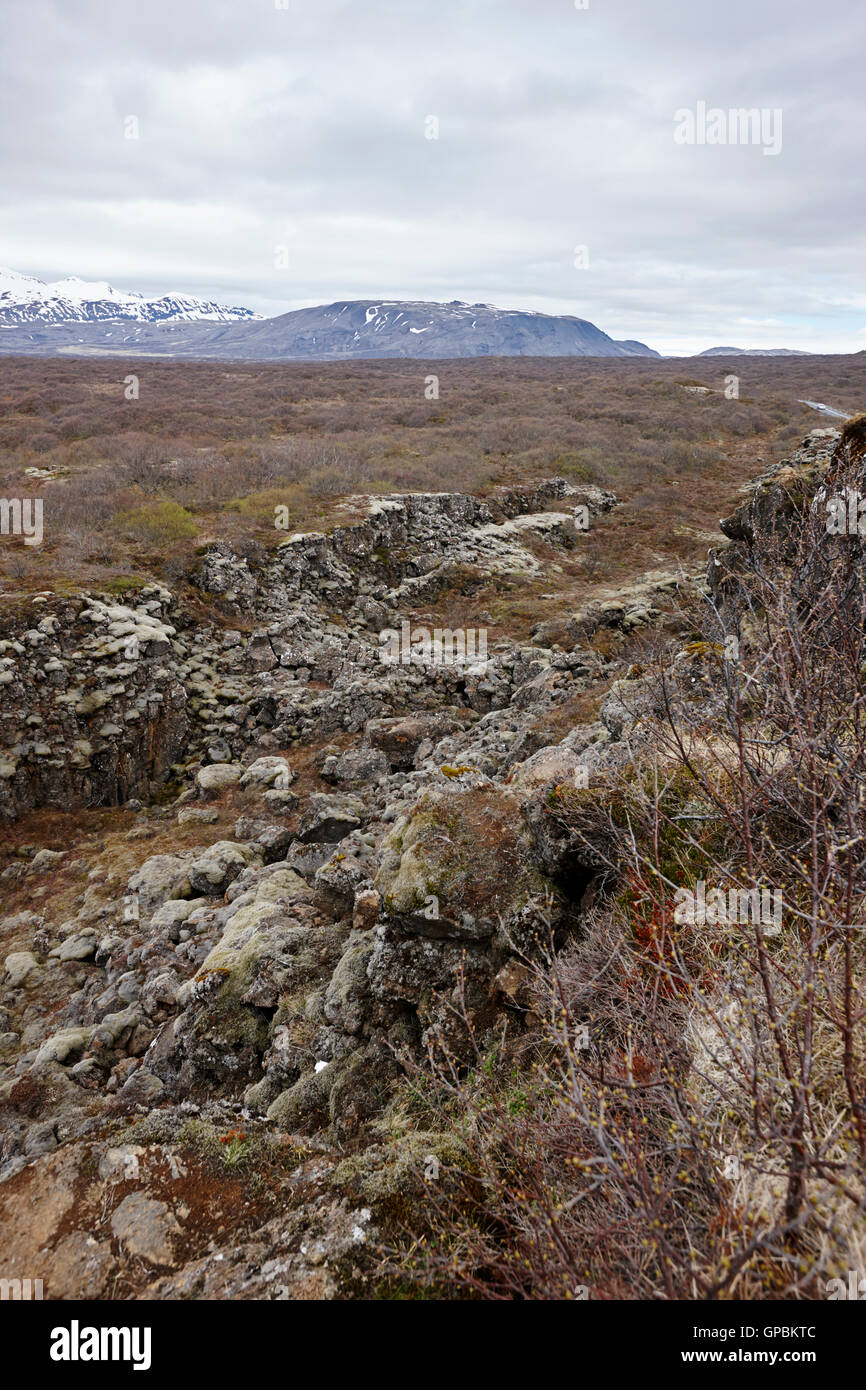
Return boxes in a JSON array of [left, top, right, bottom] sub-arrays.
[[1, 0, 864, 354]]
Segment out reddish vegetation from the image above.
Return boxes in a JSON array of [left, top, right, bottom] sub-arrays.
[[1, 351, 863, 597]]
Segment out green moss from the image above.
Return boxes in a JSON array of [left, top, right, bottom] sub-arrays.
[[193, 994, 271, 1053], [101, 574, 150, 595], [332, 1127, 473, 1210]]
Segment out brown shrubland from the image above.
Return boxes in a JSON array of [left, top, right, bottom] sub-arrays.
[[1, 352, 863, 599]]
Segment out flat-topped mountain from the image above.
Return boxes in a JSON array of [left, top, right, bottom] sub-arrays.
[[227, 299, 660, 359]]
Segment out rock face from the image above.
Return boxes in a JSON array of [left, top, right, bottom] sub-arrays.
[[3, 439, 841, 1300], [709, 428, 841, 599], [0, 587, 187, 818]]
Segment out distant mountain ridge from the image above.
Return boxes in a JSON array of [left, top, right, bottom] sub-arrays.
[[695, 345, 810, 357], [0, 267, 260, 327], [0, 269, 834, 360], [0, 273, 658, 359]]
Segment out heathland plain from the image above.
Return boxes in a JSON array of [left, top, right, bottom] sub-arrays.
[[0, 350, 864, 1300]]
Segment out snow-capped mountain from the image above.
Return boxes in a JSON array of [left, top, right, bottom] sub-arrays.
[[0, 267, 260, 327], [0, 287, 658, 359]]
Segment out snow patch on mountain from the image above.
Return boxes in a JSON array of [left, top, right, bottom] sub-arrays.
[[0, 267, 260, 327]]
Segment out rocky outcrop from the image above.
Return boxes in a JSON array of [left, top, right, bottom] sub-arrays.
[[0, 465, 722, 1298], [0, 479, 617, 819], [708, 426, 841, 609]]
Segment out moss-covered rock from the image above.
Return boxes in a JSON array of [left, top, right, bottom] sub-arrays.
[[324, 931, 374, 1035], [375, 785, 560, 940], [368, 785, 571, 1057]]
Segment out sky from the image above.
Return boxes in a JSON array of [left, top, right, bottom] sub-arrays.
[[0, 0, 864, 355]]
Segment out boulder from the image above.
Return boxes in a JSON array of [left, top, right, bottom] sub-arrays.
[[324, 932, 374, 1035], [332, 747, 389, 785], [365, 713, 461, 770], [297, 793, 366, 844], [128, 855, 192, 913], [196, 763, 242, 798], [50, 931, 97, 963], [187, 841, 262, 896], [177, 806, 219, 826], [3, 951, 41, 989], [239, 756, 294, 790]]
